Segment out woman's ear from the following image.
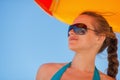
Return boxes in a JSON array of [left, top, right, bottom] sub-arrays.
[[97, 34, 106, 44]]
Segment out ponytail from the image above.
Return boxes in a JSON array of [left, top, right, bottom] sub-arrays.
[[107, 34, 119, 78], [98, 29, 119, 78]]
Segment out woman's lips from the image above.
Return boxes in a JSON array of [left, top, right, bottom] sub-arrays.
[[69, 36, 78, 41]]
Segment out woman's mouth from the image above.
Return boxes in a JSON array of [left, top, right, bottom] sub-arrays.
[[69, 36, 78, 41]]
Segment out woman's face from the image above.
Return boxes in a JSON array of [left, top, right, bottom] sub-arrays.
[[68, 15, 102, 53]]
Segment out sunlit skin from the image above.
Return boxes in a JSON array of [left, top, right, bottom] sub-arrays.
[[36, 15, 115, 80]]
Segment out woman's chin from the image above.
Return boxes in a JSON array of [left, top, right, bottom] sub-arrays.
[[69, 46, 78, 51]]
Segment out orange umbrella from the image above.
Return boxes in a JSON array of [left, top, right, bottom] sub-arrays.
[[34, 0, 120, 33]]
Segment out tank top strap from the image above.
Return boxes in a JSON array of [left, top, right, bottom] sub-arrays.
[[93, 67, 100, 80], [51, 62, 71, 80]]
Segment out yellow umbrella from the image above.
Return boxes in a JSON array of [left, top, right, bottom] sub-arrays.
[[34, 0, 120, 33]]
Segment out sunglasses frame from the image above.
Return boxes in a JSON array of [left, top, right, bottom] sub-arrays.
[[68, 23, 97, 36]]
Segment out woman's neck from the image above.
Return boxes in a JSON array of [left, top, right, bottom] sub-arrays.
[[71, 52, 96, 73]]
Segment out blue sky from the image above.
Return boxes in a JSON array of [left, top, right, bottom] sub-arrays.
[[0, 0, 120, 80]]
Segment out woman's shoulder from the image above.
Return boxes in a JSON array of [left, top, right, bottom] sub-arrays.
[[36, 62, 67, 80], [100, 72, 115, 80]]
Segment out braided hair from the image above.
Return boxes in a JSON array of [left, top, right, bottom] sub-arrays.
[[80, 11, 119, 79]]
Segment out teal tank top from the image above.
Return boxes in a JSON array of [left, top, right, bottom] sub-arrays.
[[51, 62, 100, 80]]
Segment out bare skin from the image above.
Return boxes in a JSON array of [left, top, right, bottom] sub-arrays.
[[36, 15, 115, 80], [36, 63, 114, 80]]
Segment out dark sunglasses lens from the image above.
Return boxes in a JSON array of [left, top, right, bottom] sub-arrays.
[[68, 26, 73, 36], [74, 26, 86, 35], [68, 23, 87, 36]]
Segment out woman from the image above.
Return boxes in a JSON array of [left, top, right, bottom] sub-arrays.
[[36, 11, 119, 80]]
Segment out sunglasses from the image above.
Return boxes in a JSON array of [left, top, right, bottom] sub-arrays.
[[68, 23, 97, 36]]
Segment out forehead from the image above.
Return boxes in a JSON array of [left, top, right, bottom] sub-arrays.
[[73, 15, 95, 28]]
